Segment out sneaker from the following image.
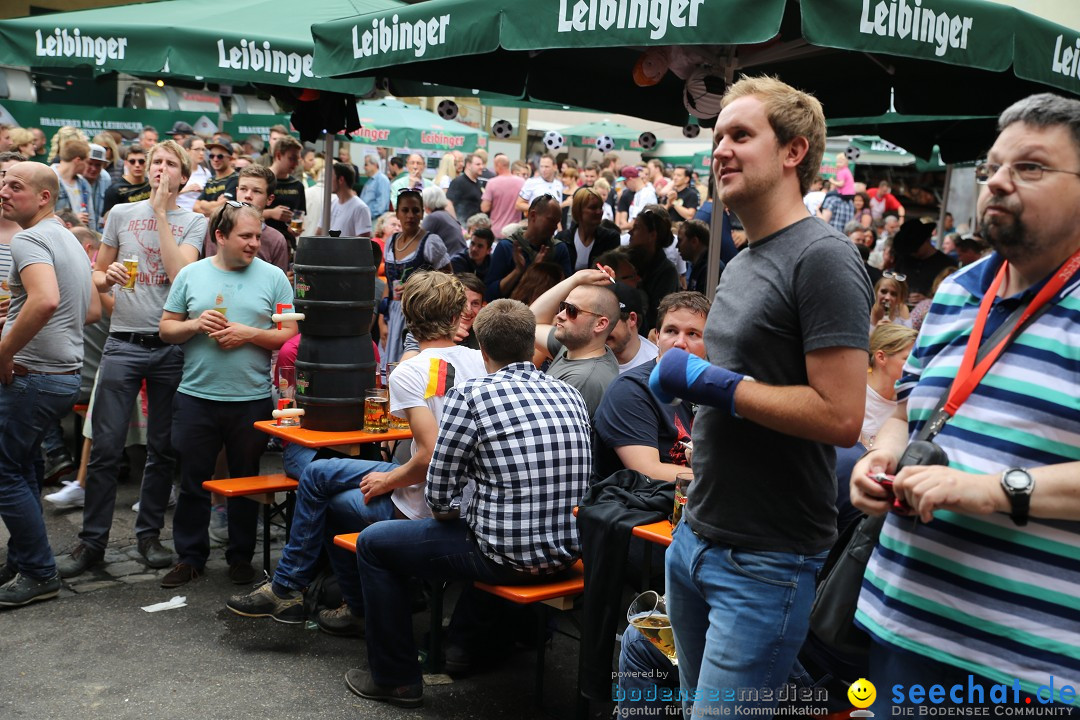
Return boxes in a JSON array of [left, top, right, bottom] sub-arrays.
[[344, 668, 422, 709], [56, 543, 104, 579], [0, 572, 62, 607], [43, 451, 76, 484], [227, 561, 256, 585], [160, 562, 201, 589], [316, 603, 365, 638], [137, 537, 173, 569], [0, 563, 15, 586], [132, 484, 178, 513], [208, 503, 229, 544], [44, 480, 85, 509], [226, 582, 304, 624]]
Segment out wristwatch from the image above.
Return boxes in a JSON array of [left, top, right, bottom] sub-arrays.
[[1000, 468, 1035, 526]]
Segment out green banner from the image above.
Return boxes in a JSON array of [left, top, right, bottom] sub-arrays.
[[223, 114, 294, 142], [1014, 15, 1080, 97], [0, 98, 210, 145], [802, 0, 1013, 71]]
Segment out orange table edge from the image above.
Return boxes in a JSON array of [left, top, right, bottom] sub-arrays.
[[254, 419, 411, 455], [631, 519, 673, 548]]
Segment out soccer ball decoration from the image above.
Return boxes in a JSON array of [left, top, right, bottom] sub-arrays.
[[638, 132, 657, 151], [436, 99, 459, 120], [492, 119, 514, 139], [596, 135, 615, 152], [845, 146, 862, 163], [543, 130, 565, 151], [683, 123, 701, 139]]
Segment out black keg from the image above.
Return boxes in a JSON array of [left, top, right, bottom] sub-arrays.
[[295, 334, 377, 432], [293, 234, 375, 335]]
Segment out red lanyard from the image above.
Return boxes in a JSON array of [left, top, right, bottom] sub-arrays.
[[944, 247, 1080, 417]]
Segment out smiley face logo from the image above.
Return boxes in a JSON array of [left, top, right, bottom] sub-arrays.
[[848, 678, 877, 709]]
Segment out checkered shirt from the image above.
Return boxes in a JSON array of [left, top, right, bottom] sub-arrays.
[[821, 193, 855, 232], [426, 361, 592, 575]]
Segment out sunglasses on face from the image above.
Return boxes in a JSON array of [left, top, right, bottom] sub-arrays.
[[224, 200, 253, 209], [209, 153, 229, 160], [128, 158, 146, 165], [882, 270, 907, 282], [559, 301, 602, 320]]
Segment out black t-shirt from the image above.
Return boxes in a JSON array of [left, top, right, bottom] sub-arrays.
[[446, 174, 483, 223], [103, 179, 150, 214], [689, 217, 873, 555], [199, 171, 237, 203], [593, 359, 694, 480], [617, 188, 634, 215], [667, 185, 700, 223]]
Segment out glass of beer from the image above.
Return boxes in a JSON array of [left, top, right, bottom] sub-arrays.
[[673, 473, 692, 528], [386, 362, 409, 429], [627, 591, 677, 665], [289, 210, 305, 237], [121, 256, 139, 292], [277, 366, 299, 426], [363, 388, 389, 433]]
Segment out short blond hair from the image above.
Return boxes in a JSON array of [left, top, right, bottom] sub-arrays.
[[148, 139, 191, 181], [721, 75, 826, 196], [401, 271, 466, 341], [868, 323, 917, 366]]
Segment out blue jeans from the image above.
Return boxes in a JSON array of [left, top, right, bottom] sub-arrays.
[[0, 372, 80, 579], [81, 338, 183, 549], [356, 517, 556, 687], [281, 443, 316, 480], [665, 522, 825, 719], [271, 457, 398, 606], [171, 393, 271, 568], [617, 625, 679, 717]]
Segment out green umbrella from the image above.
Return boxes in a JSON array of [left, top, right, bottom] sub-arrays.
[[0, 0, 398, 93], [352, 97, 487, 152], [827, 113, 998, 163], [311, 0, 1080, 143], [552, 119, 647, 150]]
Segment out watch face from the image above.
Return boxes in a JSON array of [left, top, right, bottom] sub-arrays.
[[1004, 470, 1032, 491]]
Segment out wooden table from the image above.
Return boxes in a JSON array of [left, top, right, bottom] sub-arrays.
[[254, 420, 412, 457], [632, 519, 674, 548]]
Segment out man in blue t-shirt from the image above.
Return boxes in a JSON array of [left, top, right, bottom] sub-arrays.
[[159, 202, 295, 588]]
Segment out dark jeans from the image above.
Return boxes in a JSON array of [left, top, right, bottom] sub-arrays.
[[171, 393, 271, 568], [0, 372, 80, 579], [356, 518, 561, 687], [81, 338, 183, 550]]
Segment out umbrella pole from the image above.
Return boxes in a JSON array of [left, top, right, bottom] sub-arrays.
[[323, 132, 335, 234], [936, 163, 953, 247]]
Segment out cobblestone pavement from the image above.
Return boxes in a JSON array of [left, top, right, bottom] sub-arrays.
[[1, 445, 599, 720]]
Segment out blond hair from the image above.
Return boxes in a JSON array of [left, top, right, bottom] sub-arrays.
[[401, 271, 466, 341], [148, 139, 192, 181], [868, 323, 917, 367], [48, 126, 88, 163], [721, 75, 826, 195]]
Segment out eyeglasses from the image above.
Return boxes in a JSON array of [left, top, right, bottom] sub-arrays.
[[208, 153, 229, 160], [974, 161, 1080, 184], [882, 270, 907, 282], [559, 301, 602, 320], [127, 158, 146, 165]]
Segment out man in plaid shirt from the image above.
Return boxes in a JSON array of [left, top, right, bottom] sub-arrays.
[[346, 298, 592, 709]]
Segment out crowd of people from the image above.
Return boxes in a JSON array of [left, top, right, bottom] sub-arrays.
[[1, 78, 1078, 718]]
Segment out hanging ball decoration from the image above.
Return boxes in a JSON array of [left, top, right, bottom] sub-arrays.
[[683, 124, 701, 139], [492, 119, 514, 139], [638, 132, 658, 151], [543, 130, 565, 151], [595, 135, 615, 153], [437, 99, 459, 120], [845, 146, 862, 163]]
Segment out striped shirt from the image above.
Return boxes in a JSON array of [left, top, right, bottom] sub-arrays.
[[426, 362, 592, 575], [856, 252, 1080, 699]]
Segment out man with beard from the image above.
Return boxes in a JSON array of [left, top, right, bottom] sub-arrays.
[[850, 93, 1080, 714]]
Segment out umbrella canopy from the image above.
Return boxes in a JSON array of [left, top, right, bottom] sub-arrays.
[[0, 0, 400, 93], [311, 0, 1080, 148], [551, 119, 648, 151], [352, 97, 487, 151], [826, 113, 999, 163]]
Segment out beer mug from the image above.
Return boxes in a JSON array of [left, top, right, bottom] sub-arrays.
[[386, 362, 409, 429], [363, 388, 389, 433]]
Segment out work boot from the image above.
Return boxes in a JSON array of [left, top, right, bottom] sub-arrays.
[[56, 543, 104, 579]]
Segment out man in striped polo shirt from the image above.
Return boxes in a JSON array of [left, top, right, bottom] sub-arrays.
[[852, 93, 1080, 711]]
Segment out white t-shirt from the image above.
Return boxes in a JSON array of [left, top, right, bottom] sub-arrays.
[[618, 336, 659, 374], [628, 183, 658, 222], [861, 384, 898, 447], [178, 165, 213, 213], [329, 194, 372, 237], [388, 344, 487, 519], [803, 190, 826, 216], [519, 176, 563, 205]]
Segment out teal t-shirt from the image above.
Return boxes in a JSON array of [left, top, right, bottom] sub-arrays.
[[164, 257, 293, 401]]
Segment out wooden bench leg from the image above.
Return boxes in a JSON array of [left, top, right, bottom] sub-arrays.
[[535, 606, 547, 705], [262, 502, 272, 574]]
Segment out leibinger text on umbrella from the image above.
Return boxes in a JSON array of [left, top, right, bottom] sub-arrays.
[[35, 28, 128, 66], [858, 0, 974, 58], [217, 39, 313, 84], [556, 0, 706, 40], [1051, 36, 1080, 80], [351, 14, 451, 59]]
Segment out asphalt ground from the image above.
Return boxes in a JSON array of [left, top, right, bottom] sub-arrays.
[[1, 442, 605, 720]]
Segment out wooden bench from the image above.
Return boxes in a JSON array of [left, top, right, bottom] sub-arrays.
[[203, 474, 299, 572]]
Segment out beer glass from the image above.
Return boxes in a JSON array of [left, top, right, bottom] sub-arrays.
[[673, 473, 692, 528], [386, 362, 409, 429], [627, 591, 677, 665], [121, 256, 139, 292], [363, 388, 389, 433], [276, 366, 299, 427]]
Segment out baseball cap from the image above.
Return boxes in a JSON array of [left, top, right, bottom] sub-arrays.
[[611, 282, 645, 322], [620, 166, 640, 180], [168, 121, 194, 136], [88, 144, 109, 164], [206, 139, 233, 154]]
